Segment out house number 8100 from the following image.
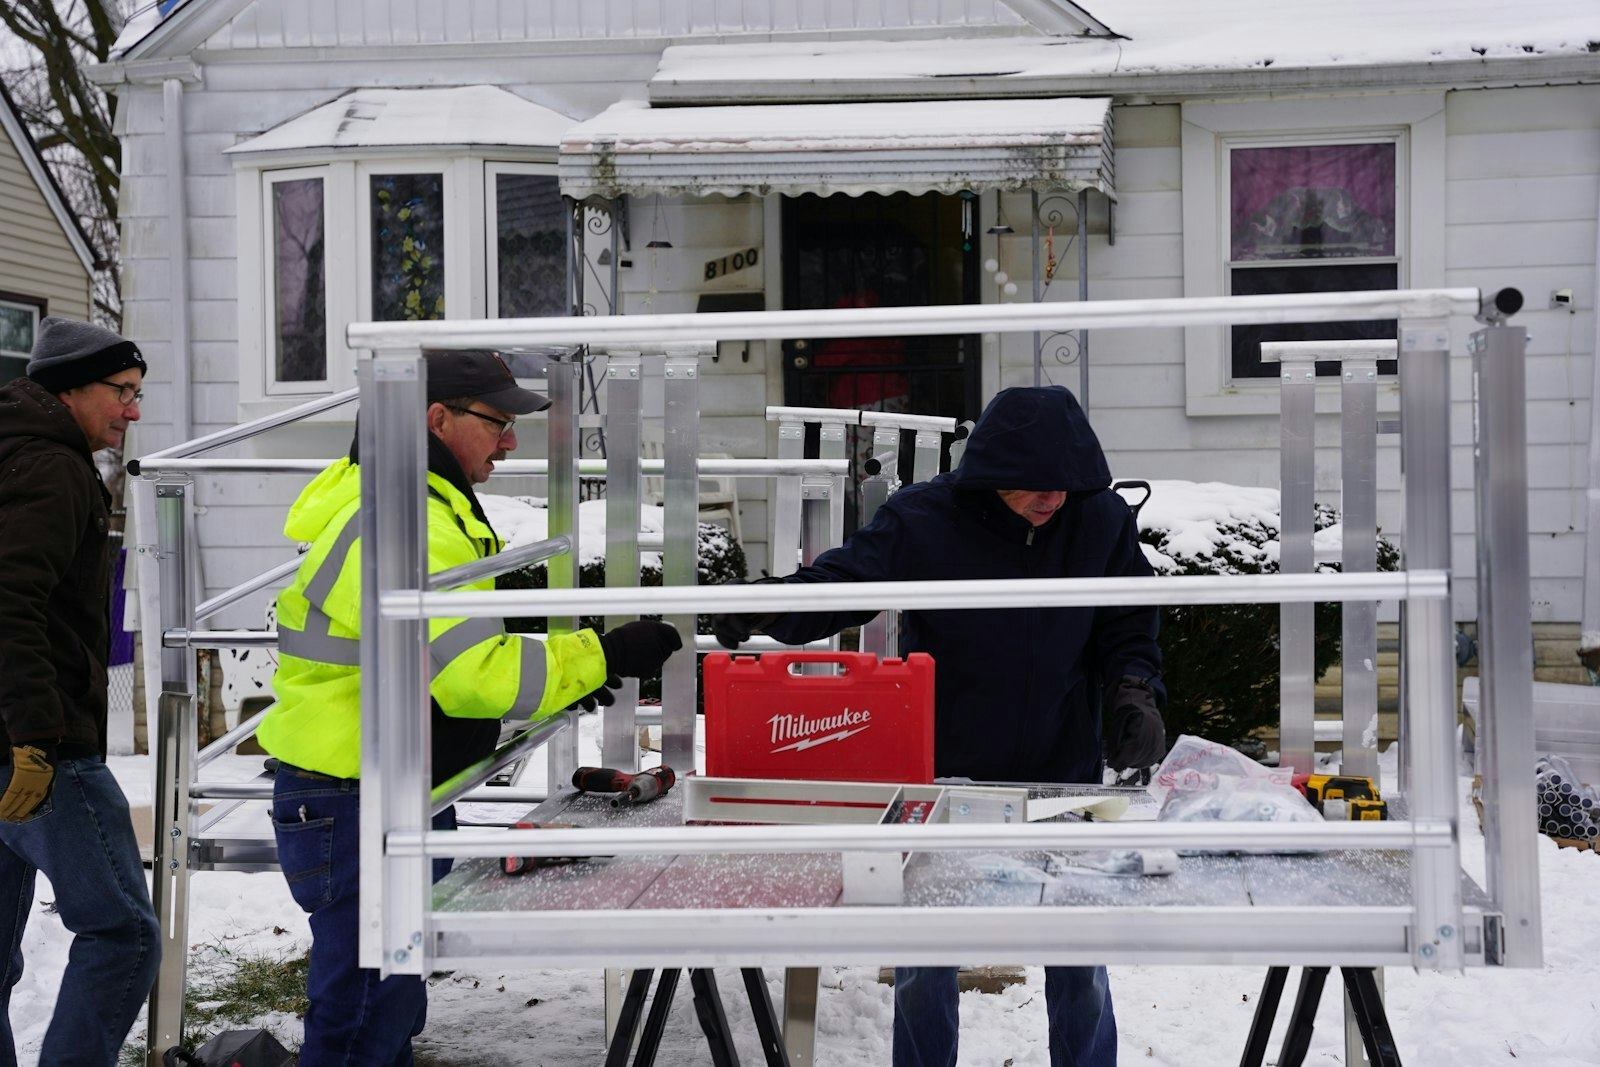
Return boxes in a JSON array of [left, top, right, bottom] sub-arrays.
[[705, 248, 759, 281]]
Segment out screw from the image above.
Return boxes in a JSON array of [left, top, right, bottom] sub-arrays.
[[958, 804, 971, 817], [1002, 804, 1015, 819], [1419, 944, 1436, 959], [411, 931, 424, 946], [1439, 925, 1455, 939], [169, 859, 180, 871], [170, 827, 182, 838], [666, 368, 675, 377], [394, 948, 410, 964]]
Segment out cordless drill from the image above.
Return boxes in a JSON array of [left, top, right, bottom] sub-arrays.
[[572, 765, 677, 807]]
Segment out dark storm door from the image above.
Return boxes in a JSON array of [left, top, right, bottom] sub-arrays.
[[779, 192, 980, 512]]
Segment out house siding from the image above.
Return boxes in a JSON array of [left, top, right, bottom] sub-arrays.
[[0, 124, 91, 322]]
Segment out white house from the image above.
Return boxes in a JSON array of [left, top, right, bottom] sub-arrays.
[[93, 0, 1599, 667]]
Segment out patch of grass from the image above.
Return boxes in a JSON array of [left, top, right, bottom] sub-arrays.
[[120, 943, 307, 1066]]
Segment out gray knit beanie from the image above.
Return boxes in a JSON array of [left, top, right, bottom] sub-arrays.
[[26, 316, 147, 394]]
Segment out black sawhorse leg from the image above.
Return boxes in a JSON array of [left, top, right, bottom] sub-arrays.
[[1239, 967, 1401, 1067], [605, 967, 791, 1067]]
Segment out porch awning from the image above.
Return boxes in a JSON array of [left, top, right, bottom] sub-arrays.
[[558, 97, 1113, 200]]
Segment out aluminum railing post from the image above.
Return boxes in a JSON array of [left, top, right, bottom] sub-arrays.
[[1341, 358, 1381, 783], [546, 356, 582, 787], [358, 351, 430, 976], [772, 418, 804, 576], [662, 350, 704, 773], [912, 428, 942, 486], [603, 352, 643, 770], [1470, 323, 1542, 967], [146, 475, 196, 1064], [859, 423, 900, 659], [818, 419, 847, 545], [1397, 317, 1463, 970], [1277, 351, 1317, 776]]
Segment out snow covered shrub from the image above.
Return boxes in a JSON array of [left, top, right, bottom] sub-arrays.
[[1133, 481, 1398, 748]]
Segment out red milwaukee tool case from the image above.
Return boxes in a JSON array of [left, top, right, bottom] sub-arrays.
[[703, 651, 934, 783]]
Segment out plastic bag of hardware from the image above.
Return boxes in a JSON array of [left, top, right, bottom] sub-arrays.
[[1151, 734, 1293, 799], [964, 853, 1054, 884], [1157, 777, 1322, 855]]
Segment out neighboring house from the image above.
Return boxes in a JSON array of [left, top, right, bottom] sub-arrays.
[[0, 81, 95, 383], [94, 1, 1598, 654]]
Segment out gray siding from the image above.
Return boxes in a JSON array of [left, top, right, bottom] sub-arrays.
[[0, 123, 91, 321]]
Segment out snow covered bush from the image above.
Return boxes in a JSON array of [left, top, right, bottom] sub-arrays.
[[1133, 481, 1398, 748]]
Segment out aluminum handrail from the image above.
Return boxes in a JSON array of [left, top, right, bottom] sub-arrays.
[[428, 535, 570, 591], [127, 387, 358, 474], [348, 289, 1487, 351], [384, 570, 1447, 621], [429, 710, 577, 816], [195, 703, 274, 770], [163, 629, 277, 649], [128, 457, 848, 477], [193, 553, 304, 624], [388, 818, 1457, 860]]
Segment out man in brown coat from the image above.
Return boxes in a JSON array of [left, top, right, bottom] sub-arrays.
[[0, 317, 160, 1064]]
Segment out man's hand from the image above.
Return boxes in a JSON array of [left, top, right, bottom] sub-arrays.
[[710, 577, 786, 650], [599, 621, 683, 679], [0, 745, 54, 823], [1105, 676, 1166, 772], [569, 677, 620, 714]]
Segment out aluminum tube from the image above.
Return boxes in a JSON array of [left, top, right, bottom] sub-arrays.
[[195, 703, 273, 771], [163, 629, 279, 649], [767, 405, 862, 424], [1341, 359, 1381, 782], [1585, 176, 1600, 665], [193, 554, 304, 624], [389, 571, 1448, 621], [818, 421, 847, 540], [1471, 324, 1543, 968], [1033, 188, 1043, 388], [350, 290, 1484, 351], [427, 536, 571, 592], [1078, 186, 1090, 411], [130, 456, 849, 479], [357, 353, 431, 977], [544, 358, 581, 791], [1278, 355, 1317, 776], [1397, 322, 1464, 971], [859, 410, 958, 433], [603, 354, 643, 769], [129, 388, 358, 471], [190, 782, 274, 801], [662, 356, 702, 773], [772, 420, 805, 576], [162, 79, 192, 446], [429, 712, 575, 816], [691, 635, 827, 652], [912, 429, 942, 485], [390, 818, 1456, 860]]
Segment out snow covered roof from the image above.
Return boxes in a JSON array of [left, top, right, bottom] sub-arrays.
[[224, 86, 576, 159], [650, 0, 1600, 101], [559, 97, 1113, 200]]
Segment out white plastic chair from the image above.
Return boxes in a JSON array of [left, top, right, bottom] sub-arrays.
[[641, 434, 742, 545]]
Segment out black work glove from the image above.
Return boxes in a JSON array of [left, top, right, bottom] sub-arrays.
[[569, 678, 620, 714], [599, 621, 684, 679], [0, 745, 55, 823], [710, 577, 787, 650], [1105, 676, 1166, 773]]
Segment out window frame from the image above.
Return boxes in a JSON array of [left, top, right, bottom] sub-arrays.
[[260, 165, 340, 397], [1181, 94, 1445, 416], [0, 295, 43, 384]]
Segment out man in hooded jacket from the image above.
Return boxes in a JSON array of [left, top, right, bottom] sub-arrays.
[[713, 385, 1165, 1067], [0, 317, 161, 1064]]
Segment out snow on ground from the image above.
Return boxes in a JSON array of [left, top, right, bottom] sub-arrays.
[[7, 735, 1596, 1065]]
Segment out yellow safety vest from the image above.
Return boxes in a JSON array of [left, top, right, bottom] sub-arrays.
[[258, 457, 606, 778]]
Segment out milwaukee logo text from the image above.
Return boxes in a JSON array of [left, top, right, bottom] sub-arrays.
[[768, 708, 872, 754]]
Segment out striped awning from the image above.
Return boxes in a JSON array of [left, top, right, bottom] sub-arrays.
[[559, 97, 1113, 200]]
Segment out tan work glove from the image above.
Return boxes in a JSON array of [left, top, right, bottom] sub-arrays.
[[0, 746, 55, 823]]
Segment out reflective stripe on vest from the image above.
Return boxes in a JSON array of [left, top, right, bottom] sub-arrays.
[[509, 633, 549, 717], [277, 605, 362, 667]]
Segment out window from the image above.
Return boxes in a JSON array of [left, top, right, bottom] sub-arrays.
[[1228, 141, 1400, 379], [1181, 94, 1444, 415], [0, 298, 41, 386], [269, 172, 327, 382], [488, 165, 566, 319], [238, 156, 567, 415]]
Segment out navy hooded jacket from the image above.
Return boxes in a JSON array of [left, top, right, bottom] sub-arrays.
[[761, 386, 1162, 784]]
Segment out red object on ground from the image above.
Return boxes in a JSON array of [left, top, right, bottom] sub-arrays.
[[703, 651, 935, 783]]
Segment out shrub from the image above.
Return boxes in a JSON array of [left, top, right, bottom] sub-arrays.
[[1137, 488, 1398, 748]]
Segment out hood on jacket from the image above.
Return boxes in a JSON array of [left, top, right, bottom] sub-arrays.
[[950, 385, 1111, 494], [0, 377, 92, 459]]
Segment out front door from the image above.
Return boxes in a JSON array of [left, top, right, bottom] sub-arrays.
[[780, 191, 980, 525]]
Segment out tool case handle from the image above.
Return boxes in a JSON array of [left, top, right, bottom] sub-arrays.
[[752, 651, 885, 678]]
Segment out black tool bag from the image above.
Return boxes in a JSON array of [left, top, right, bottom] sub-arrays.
[[163, 1029, 295, 1067]]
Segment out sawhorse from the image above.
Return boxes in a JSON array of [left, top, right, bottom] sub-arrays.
[[605, 967, 790, 1067], [1241, 967, 1400, 1067]]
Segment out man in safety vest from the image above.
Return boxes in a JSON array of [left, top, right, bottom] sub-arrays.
[[259, 350, 681, 1065]]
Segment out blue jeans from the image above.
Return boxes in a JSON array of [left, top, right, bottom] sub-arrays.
[[894, 965, 1116, 1067], [0, 756, 161, 1066], [271, 764, 455, 1067]]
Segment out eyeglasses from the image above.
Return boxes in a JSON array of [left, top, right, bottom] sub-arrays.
[[445, 405, 516, 438], [95, 379, 144, 405]]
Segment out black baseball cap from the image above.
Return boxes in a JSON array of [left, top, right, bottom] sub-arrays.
[[424, 349, 550, 414]]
